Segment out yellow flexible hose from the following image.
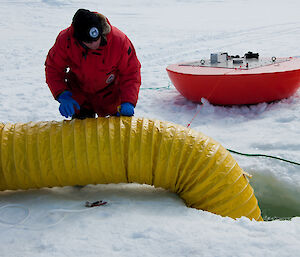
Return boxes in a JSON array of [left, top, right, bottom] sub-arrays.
[[0, 117, 262, 221]]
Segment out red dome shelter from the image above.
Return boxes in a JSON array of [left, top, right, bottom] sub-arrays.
[[166, 52, 300, 105]]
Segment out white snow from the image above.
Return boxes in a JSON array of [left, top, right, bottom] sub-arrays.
[[1, 0, 300, 256]]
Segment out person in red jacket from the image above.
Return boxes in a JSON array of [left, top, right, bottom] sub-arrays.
[[45, 8, 141, 119]]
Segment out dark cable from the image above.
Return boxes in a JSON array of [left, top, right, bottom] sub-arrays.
[[227, 149, 300, 166]]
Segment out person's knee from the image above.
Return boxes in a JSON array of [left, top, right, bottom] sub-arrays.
[[72, 108, 96, 119]]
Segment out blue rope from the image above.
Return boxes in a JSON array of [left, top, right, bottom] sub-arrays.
[[140, 85, 171, 90]]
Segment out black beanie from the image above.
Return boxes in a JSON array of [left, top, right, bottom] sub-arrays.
[[72, 9, 102, 42]]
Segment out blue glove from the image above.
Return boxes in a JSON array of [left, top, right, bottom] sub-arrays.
[[117, 102, 135, 116], [57, 91, 80, 118]]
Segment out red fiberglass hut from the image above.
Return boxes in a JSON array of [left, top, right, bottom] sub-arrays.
[[166, 52, 300, 105]]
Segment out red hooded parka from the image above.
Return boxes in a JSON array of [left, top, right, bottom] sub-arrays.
[[45, 13, 141, 116]]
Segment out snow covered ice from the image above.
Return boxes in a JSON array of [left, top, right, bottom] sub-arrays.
[[0, 0, 300, 256]]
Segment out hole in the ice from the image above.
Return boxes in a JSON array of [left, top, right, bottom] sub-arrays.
[[249, 171, 300, 221]]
